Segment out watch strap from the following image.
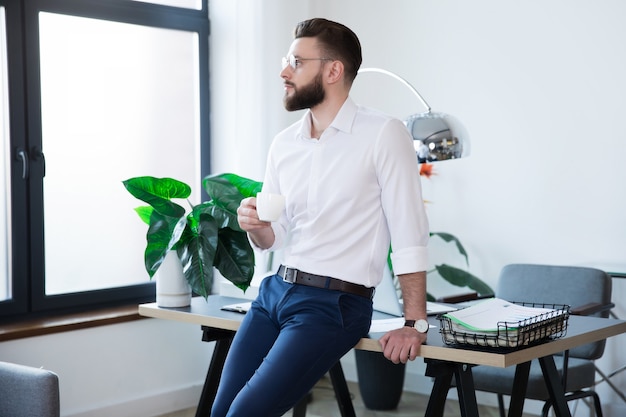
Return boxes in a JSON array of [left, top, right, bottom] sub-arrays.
[[404, 319, 429, 333]]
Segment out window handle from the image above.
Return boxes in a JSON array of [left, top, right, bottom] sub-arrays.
[[16, 148, 29, 179], [33, 147, 46, 177]]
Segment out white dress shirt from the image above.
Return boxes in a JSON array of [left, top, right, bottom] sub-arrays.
[[259, 97, 429, 288]]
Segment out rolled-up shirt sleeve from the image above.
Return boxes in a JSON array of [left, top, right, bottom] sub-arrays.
[[390, 246, 429, 275]]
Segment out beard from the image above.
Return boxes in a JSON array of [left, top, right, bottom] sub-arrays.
[[283, 71, 325, 111]]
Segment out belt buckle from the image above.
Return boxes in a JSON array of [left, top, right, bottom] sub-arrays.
[[282, 267, 297, 284]]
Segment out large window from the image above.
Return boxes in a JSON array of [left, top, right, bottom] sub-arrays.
[[0, 0, 210, 316]]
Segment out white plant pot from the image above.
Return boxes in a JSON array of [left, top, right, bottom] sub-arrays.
[[155, 251, 192, 307]]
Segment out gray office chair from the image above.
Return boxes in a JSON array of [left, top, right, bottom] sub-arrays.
[[0, 361, 60, 417], [470, 264, 613, 417]]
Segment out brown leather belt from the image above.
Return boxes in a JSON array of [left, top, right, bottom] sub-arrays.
[[278, 265, 375, 299]]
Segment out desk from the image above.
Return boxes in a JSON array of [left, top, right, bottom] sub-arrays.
[[139, 296, 626, 417]]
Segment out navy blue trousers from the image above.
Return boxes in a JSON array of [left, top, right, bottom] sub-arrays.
[[211, 273, 373, 417]]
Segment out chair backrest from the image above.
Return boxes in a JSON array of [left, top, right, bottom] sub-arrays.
[[496, 263, 612, 360], [0, 361, 60, 417]]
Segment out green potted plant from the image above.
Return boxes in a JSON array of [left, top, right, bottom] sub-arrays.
[[123, 172, 262, 299]]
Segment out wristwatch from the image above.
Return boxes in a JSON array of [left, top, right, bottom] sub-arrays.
[[404, 319, 429, 334]]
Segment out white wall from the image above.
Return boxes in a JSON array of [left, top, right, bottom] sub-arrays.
[[2, 1, 625, 416]]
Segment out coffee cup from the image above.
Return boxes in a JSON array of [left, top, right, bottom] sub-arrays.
[[256, 192, 286, 222]]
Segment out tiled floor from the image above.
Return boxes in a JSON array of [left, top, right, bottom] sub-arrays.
[[156, 376, 533, 417]]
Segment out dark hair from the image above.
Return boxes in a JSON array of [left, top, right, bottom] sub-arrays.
[[293, 18, 362, 84]]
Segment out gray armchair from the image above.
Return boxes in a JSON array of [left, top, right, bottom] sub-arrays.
[[0, 361, 60, 417], [470, 264, 613, 417]]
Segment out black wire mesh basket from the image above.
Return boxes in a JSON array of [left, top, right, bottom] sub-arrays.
[[438, 302, 570, 349]]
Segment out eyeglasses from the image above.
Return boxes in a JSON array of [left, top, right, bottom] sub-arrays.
[[281, 54, 332, 70]]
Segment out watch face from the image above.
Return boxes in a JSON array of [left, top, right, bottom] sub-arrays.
[[415, 319, 429, 333]]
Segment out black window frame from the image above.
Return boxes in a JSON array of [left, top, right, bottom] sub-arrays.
[[0, 0, 211, 318]]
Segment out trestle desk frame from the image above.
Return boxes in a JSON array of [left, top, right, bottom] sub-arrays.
[[139, 296, 626, 417]]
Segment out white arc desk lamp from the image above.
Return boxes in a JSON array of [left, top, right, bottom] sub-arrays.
[[358, 67, 470, 163]]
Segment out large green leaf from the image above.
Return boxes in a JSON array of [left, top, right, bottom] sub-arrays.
[[435, 264, 494, 296], [214, 227, 254, 291], [207, 173, 263, 198], [134, 206, 153, 225], [202, 200, 242, 231], [178, 213, 219, 298], [123, 176, 189, 218], [430, 232, 469, 266], [144, 211, 187, 277], [203, 177, 244, 219], [183, 200, 242, 233], [203, 173, 263, 217]]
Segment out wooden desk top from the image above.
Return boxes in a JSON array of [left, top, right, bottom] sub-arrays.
[[139, 295, 626, 368]]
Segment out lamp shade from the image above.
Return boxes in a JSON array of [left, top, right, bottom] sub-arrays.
[[406, 111, 470, 163], [358, 68, 470, 163]]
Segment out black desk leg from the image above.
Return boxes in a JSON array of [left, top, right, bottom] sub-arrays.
[[328, 361, 357, 417], [424, 360, 455, 417], [290, 361, 354, 417], [507, 361, 531, 417], [292, 395, 308, 417], [424, 360, 480, 417], [538, 356, 572, 417], [454, 364, 479, 417], [196, 327, 235, 417]]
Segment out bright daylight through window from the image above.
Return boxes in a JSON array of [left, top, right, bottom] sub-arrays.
[[131, 0, 202, 9], [38, 12, 201, 295], [1, 6, 10, 302]]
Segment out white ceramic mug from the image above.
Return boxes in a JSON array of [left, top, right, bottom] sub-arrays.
[[256, 192, 286, 222]]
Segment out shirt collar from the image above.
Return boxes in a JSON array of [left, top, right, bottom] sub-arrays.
[[330, 96, 358, 134], [297, 97, 358, 140]]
